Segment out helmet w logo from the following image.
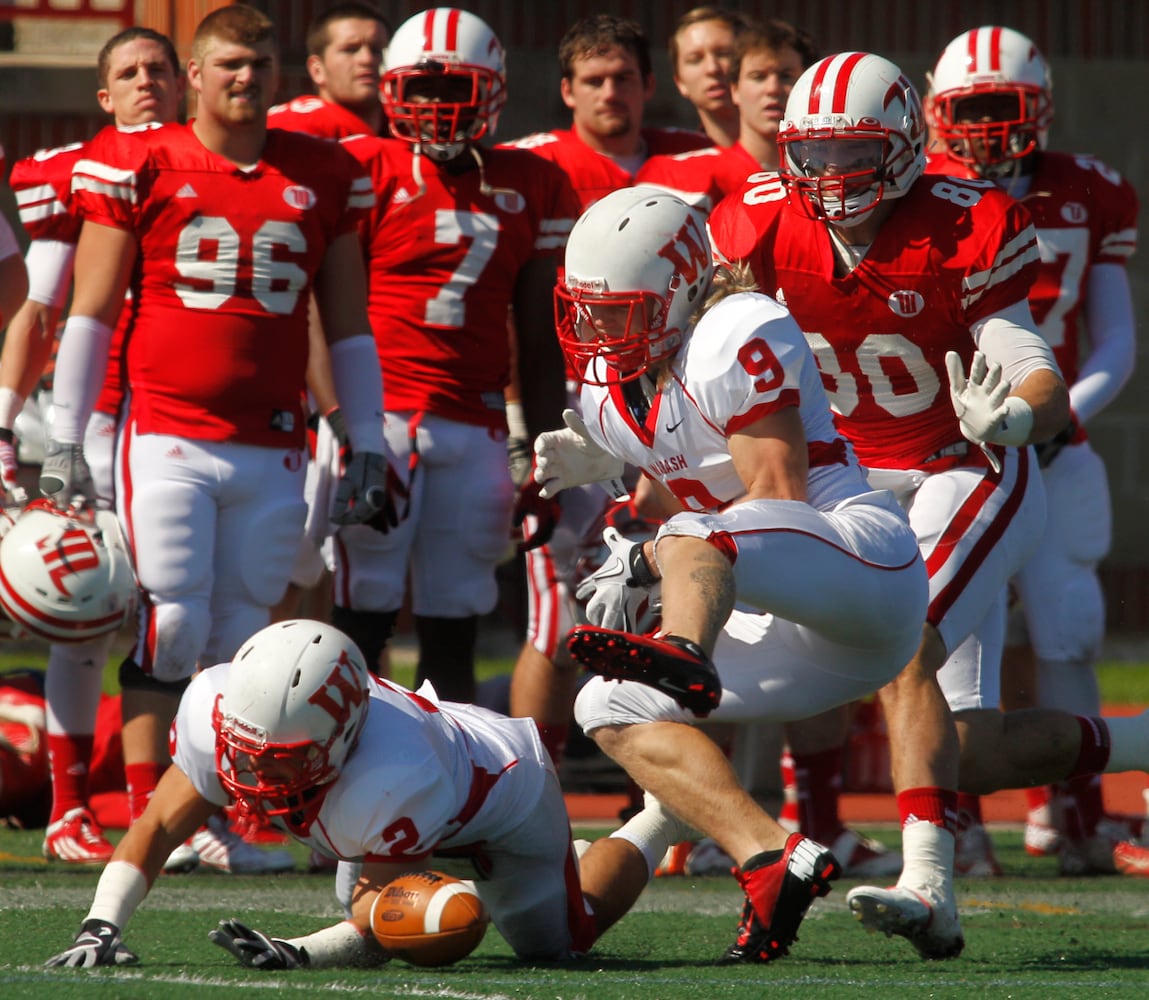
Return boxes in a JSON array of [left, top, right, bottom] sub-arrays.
[[657, 214, 709, 285], [37, 528, 101, 597], [308, 651, 367, 724]]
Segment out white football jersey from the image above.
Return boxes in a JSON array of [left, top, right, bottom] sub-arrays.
[[578, 292, 871, 513], [172, 663, 550, 864]]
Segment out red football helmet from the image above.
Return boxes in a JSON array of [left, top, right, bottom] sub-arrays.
[[381, 7, 507, 162], [214, 620, 370, 828], [927, 26, 1053, 175]]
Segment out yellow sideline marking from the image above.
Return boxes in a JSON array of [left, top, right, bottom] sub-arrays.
[[0, 850, 45, 864], [965, 897, 1082, 916]]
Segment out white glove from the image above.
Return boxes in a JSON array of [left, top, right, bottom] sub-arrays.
[[945, 350, 1033, 474], [45, 919, 138, 968], [533, 409, 625, 500], [209, 918, 307, 969], [575, 527, 662, 632], [39, 438, 95, 507]]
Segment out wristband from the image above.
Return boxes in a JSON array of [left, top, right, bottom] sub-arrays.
[[628, 542, 659, 588], [990, 397, 1035, 447], [286, 920, 381, 968]]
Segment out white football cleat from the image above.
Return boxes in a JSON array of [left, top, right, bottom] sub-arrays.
[[162, 840, 200, 874], [953, 820, 1002, 877], [190, 814, 294, 873], [846, 883, 964, 960], [830, 828, 902, 878]]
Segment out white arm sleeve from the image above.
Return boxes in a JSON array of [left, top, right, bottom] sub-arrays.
[[328, 334, 385, 454], [51, 315, 113, 443], [970, 299, 1061, 389], [24, 239, 77, 308], [1072, 263, 1136, 424]]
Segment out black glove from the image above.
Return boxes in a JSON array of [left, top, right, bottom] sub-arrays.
[[45, 918, 138, 968], [208, 918, 307, 970], [513, 478, 562, 552], [1033, 415, 1079, 469], [331, 451, 409, 533]]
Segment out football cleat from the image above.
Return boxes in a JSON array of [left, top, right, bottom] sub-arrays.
[[846, 883, 965, 960], [953, 819, 1003, 877], [42, 807, 115, 865], [162, 840, 200, 874], [1024, 817, 1063, 857], [1059, 833, 1149, 877], [722, 833, 841, 963], [566, 626, 722, 716], [190, 813, 295, 874], [655, 840, 693, 878], [830, 828, 903, 879]]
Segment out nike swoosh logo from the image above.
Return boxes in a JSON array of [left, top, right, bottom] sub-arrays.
[[665, 418, 685, 433]]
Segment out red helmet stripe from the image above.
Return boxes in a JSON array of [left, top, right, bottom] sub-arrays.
[[421, 9, 435, 52], [830, 53, 867, 114], [807, 56, 833, 114], [444, 7, 461, 50], [989, 26, 1003, 70]]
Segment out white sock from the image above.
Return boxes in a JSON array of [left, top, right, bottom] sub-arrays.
[[897, 820, 955, 899], [609, 793, 698, 879]]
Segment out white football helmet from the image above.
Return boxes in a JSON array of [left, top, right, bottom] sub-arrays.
[[0, 499, 136, 643], [381, 7, 507, 162], [779, 52, 926, 227], [214, 619, 370, 828], [556, 185, 713, 385], [927, 26, 1053, 175]]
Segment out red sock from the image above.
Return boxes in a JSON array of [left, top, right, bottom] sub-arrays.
[[535, 722, 569, 769], [1061, 774, 1104, 840], [778, 748, 800, 829], [125, 762, 167, 823], [1025, 785, 1051, 814], [1069, 716, 1111, 778], [46, 733, 94, 822], [898, 787, 958, 834], [790, 745, 845, 842], [955, 791, 983, 826]]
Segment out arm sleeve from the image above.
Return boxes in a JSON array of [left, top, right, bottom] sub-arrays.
[[1072, 263, 1136, 424], [970, 298, 1061, 389]]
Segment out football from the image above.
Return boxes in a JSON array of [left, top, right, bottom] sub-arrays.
[[370, 870, 489, 967]]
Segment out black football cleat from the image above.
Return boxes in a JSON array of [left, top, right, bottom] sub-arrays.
[[566, 625, 722, 717]]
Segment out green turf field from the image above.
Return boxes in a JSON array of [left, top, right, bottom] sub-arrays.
[[3, 648, 1149, 997], [3, 827, 1149, 998]]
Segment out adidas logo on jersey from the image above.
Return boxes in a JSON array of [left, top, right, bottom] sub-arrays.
[[165, 445, 185, 460], [392, 187, 413, 206], [176, 183, 197, 199]]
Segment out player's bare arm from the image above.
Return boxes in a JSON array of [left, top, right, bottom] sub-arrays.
[[512, 255, 567, 438], [727, 407, 810, 503]]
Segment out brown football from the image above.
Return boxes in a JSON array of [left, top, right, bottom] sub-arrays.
[[370, 870, 489, 967]]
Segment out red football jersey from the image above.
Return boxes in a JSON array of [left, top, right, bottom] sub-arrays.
[[635, 142, 761, 213], [341, 136, 580, 429], [71, 122, 372, 447], [11, 140, 132, 418], [926, 149, 1139, 384], [709, 172, 1040, 469], [268, 95, 378, 139], [503, 127, 711, 209]]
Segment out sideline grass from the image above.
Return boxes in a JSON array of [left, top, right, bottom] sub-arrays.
[[3, 828, 1149, 999]]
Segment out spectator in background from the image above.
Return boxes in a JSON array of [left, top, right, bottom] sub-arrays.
[[667, 6, 748, 147], [924, 25, 1144, 878]]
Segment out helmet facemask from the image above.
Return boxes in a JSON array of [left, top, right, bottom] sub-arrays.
[[781, 131, 895, 227], [382, 61, 506, 162], [931, 87, 1048, 177]]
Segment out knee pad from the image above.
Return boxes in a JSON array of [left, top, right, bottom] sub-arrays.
[[118, 657, 191, 697], [330, 606, 398, 671]]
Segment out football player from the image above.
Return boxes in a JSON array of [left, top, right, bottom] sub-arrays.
[[44, 619, 684, 968], [0, 28, 196, 869], [327, 8, 575, 702], [501, 13, 710, 776], [638, 18, 817, 213], [667, 6, 748, 148], [535, 186, 929, 962], [40, 5, 398, 873], [708, 51, 1149, 958], [924, 26, 1144, 876]]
